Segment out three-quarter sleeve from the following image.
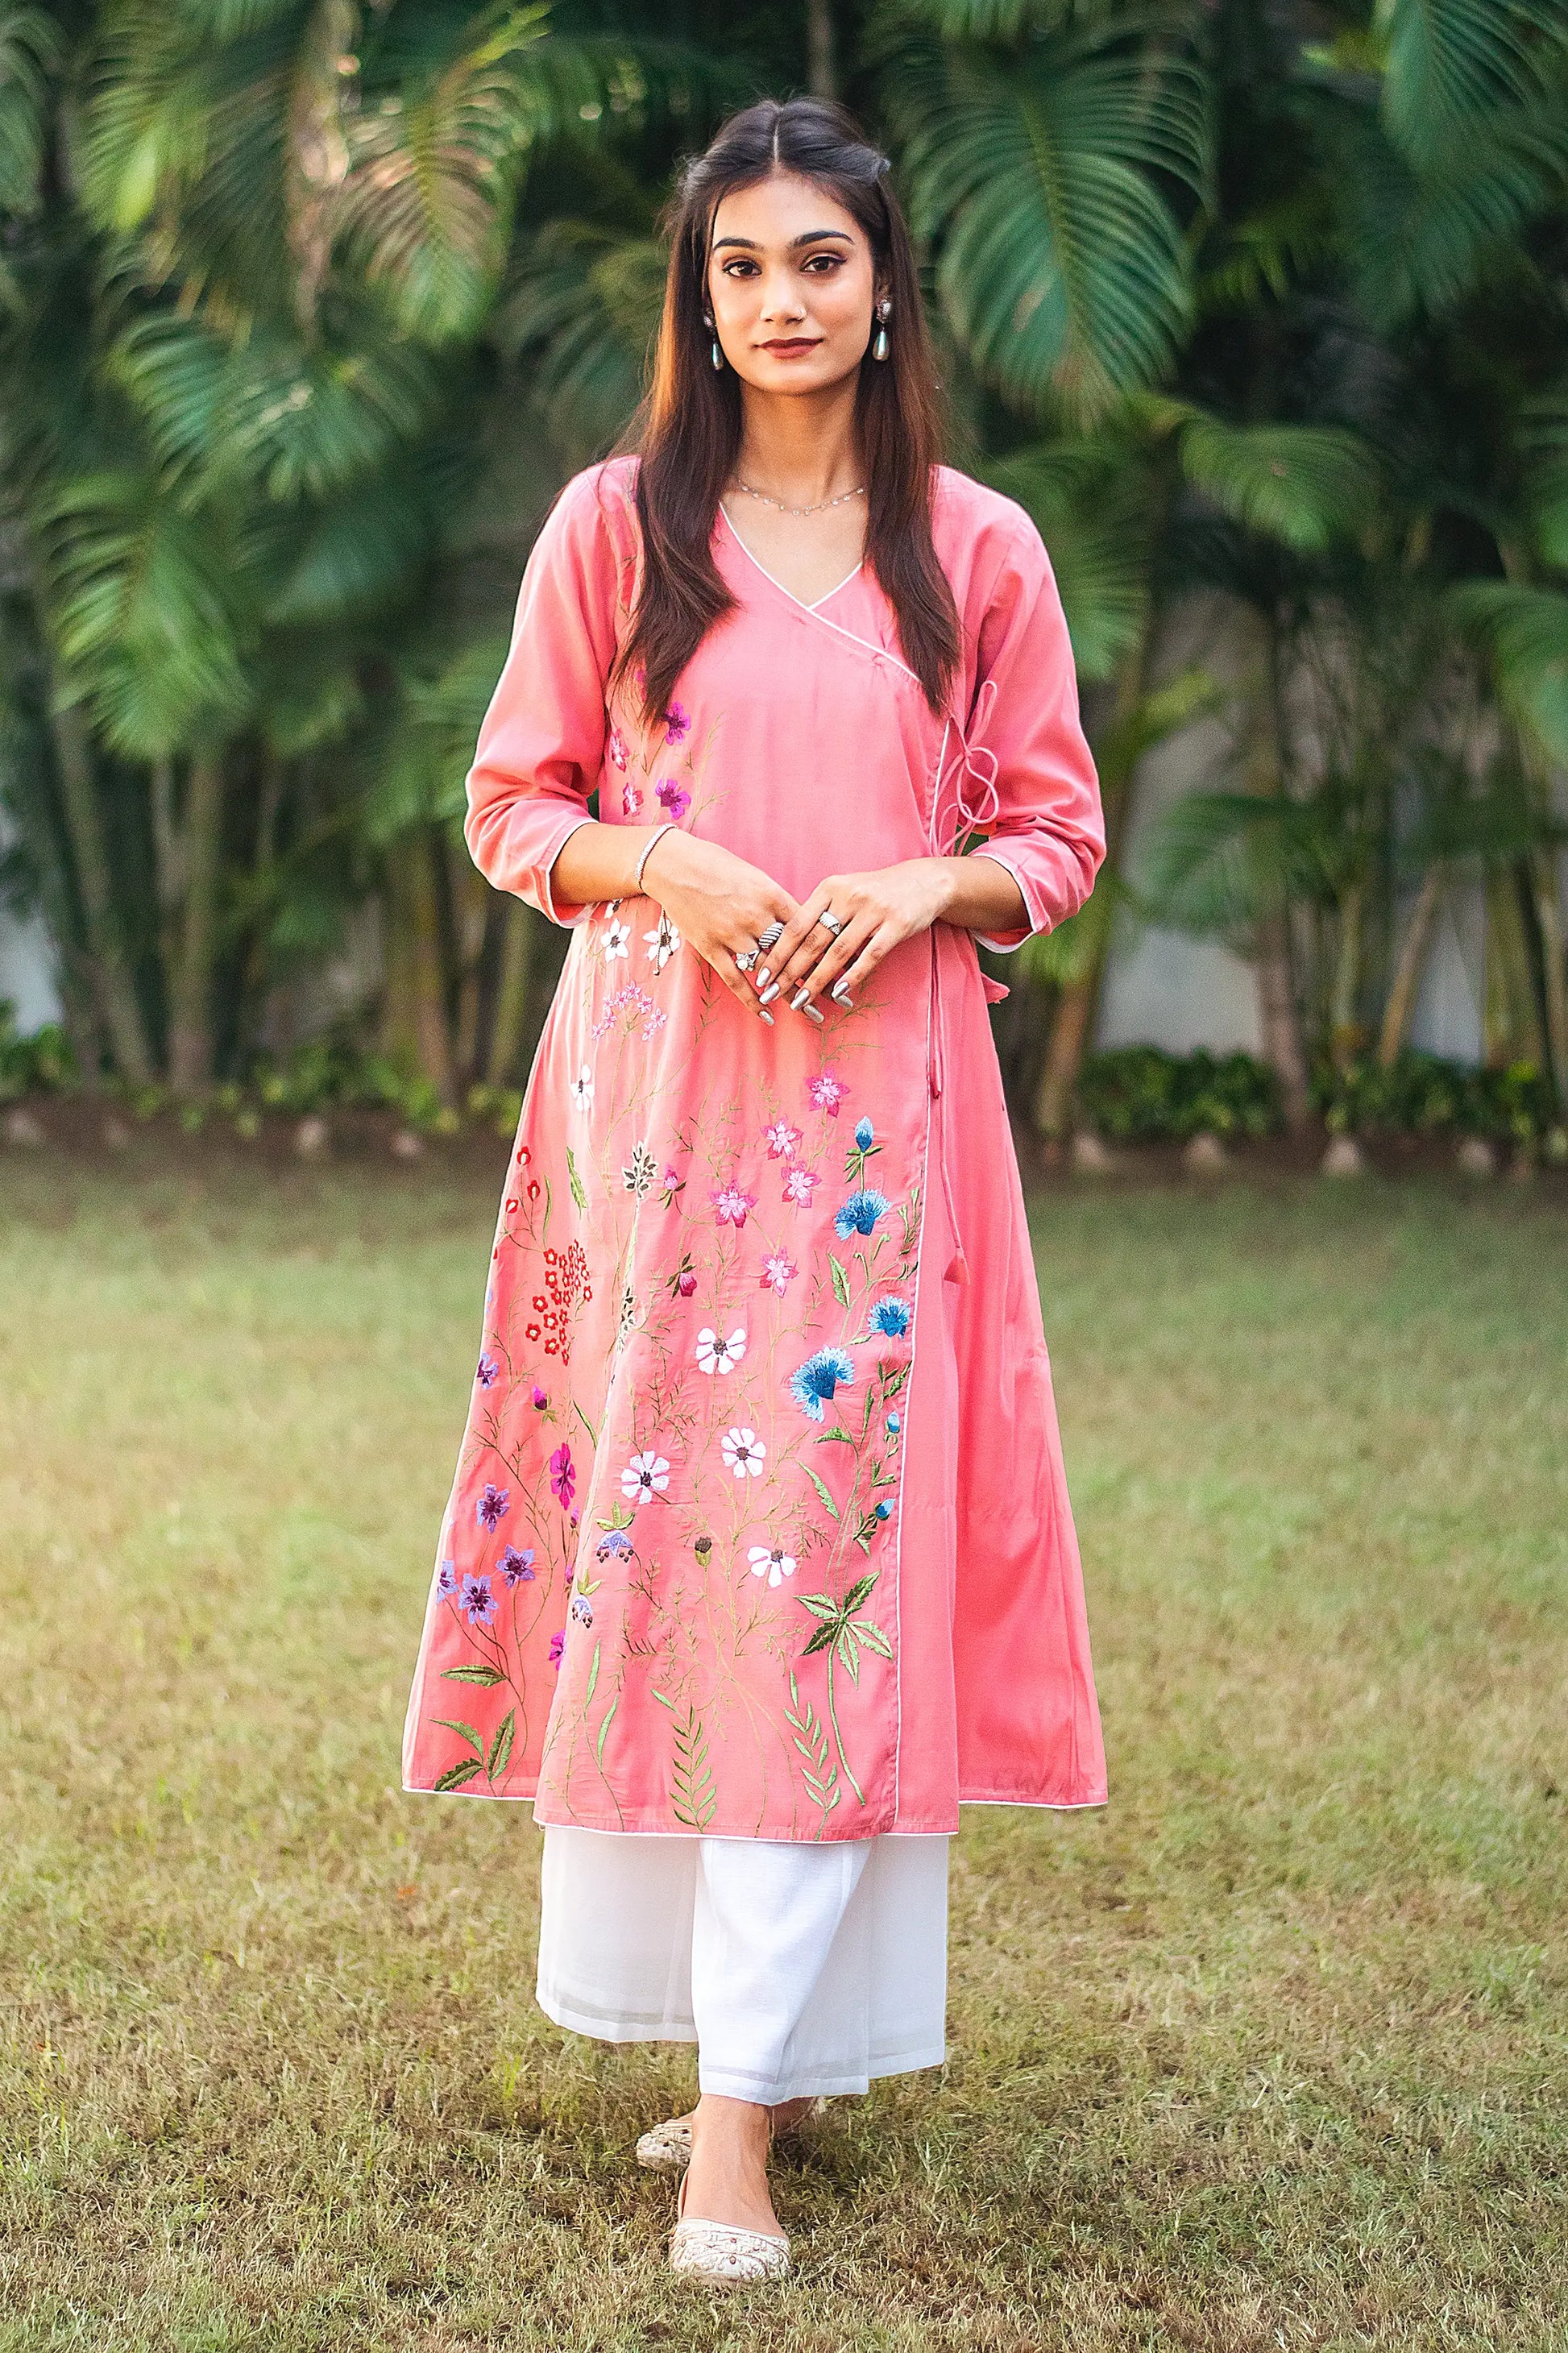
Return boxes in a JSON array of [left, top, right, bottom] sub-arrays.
[[463, 467, 624, 928], [964, 513, 1105, 953]]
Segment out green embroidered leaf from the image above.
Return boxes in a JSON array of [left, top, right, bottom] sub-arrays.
[[441, 1663, 505, 1686], [844, 1572, 878, 1614], [855, 1618, 894, 1658], [433, 1717, 485, 1756], [815, 1424, 854, 1445], [433, 1757, 483, 1791], [798, 1592, 840, 1621], [830, 1254, 851, 1309], [595, 1695, 618, 1766], [670, 1703, 716, 1830], [802, 1622, 836, 1657], [804, 1467, 840, 1521], [651, 1688, 676, 1712], [585, 1641, 600, 1705], [837, 1629, 862, 1683], [566, 1146, 587, 1214], [486, 1708, 516, 1778], [852, 1530, 872, 1554]]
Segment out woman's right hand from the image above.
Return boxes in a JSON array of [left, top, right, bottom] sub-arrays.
[[641, 830, 799, 1021]]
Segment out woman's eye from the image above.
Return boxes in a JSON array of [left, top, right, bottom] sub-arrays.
[[803, 254, 844, 272]]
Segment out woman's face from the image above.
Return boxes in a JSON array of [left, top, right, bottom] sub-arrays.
[[704, 170, 880, 397]]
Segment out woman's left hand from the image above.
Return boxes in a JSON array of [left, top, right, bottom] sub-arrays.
[[755, 859, 956, 1015]]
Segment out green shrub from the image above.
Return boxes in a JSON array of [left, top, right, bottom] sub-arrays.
[[1313, 1051, 1553, 1143], [1079, 1047, 1282, 1140], [0, 1004, 74, 1103]]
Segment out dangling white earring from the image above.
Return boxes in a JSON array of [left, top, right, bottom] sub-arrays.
[[873, 299, 890, 362], [703, 311, 723, 372]]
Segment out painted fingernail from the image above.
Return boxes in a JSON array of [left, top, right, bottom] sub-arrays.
[[760, 981, 781, 1005], [758, 1009, 774, 1026], [790, 988, 810, 1011], [832, 990, 852, 1011], [830, 978, 851, 1002], [757, 967, 771, 985], [803, 1002, 825, 1025]]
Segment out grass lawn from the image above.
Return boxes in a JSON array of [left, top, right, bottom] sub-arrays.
[[1, 1150, 1565, 2350]]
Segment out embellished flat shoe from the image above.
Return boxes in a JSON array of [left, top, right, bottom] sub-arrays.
[[668, 2164, 790, 2284], [636, 2095, 823, 2172]]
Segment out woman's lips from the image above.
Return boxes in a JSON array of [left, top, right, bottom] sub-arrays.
[[760, 338, 821, 356]]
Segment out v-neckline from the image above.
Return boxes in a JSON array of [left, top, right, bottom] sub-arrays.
[[717, 502, 864, 616]]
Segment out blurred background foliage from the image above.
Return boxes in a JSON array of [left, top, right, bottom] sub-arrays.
[[1, 0, 1566, 1141]]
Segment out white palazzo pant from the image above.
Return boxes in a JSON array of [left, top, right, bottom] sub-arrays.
[[535, 1826, 951, 2106]]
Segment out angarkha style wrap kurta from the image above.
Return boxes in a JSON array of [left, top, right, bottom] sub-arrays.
[[402, 456, 1108, 1840]]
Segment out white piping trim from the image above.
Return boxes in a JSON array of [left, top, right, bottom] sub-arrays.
[[717, 506, 925, 687], [717, 502, 865, 612]]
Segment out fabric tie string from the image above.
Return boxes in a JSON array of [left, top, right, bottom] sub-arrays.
[[929, 675, 1001, 855]]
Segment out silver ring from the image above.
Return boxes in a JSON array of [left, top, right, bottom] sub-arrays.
[[756, 919, 785, 951], [734, 944, 760, 973], [817, 909, 844, 936]]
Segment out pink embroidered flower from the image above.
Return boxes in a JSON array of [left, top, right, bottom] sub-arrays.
[[807, 1071, 848, 1116], [711, 1184, 757, 1227], [548, 1628, 566, 1670], [782, 1166, 820, 1207], [759, 1247, 798, 1296], [655, 778, 691, 820], [677, 1268, 698, 1297], [548, 1442, 575, 1508], [620, 778, 643, 816], [663, 703, 691, 745], [607, 727, 628, 771], [765, 1119, 802, 1159], [531, 1384, 548, 1409]]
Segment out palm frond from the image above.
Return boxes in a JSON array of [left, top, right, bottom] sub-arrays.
[[979, 442, 1151, 679], [1450, 579, 1568, 766], [0, 5, 61, 218], [365, 632, 511, 844], [1376, 0, 1568, 172], [886, 8, 1212, 422], [1176, 416, 1380, 552], [498, 220, 665, 464]]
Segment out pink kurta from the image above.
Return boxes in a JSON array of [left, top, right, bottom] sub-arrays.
[[402, 456, 1108, 1838]]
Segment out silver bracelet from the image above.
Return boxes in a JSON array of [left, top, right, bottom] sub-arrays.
[[633, 822, 677, 894]]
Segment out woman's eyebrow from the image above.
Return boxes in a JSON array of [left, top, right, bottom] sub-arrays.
[[711, 230, 855, 251]]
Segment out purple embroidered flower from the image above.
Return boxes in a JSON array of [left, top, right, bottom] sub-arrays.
[[475, 1353, 499, 1388], [834, 1189, 890, 1239], [596, 1528, 633, 1562], [790, 1346, 856, 1421], [460, 1571, 498, 1628], [808, 1071, 848, 1116], [548, 1629, 566, 1670], [570, 1591, 595, 1629], [436, 1558, 458, 1600], [549, 1442, 575, 1508], [710, 1183, 757, 1228], [869, 1295, 911, 1337], [475, 1482, 510, 1531], [663, 703, 691, 745], [655, 777, 691, 820], [532, 1384, 548, 1409], [500, 1545, 536, 1587]]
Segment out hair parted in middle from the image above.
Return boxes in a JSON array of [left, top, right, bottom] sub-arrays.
[[613, 95, 961, 725]]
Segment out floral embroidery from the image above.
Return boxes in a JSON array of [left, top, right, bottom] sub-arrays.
[[475, 1353, 499, 1388], [622, 1450, 670, 1504], [436, 1558, 458, 1600], [834, 1189, 890, 1239], [623, 1141, 657, 1197], [620, 778, 642, 815], [749, 1544, 797, 1588], [607, 727, 628, 770], [645, 913, 680, 969], [570, 1064, 594, 1113], [548, 1629, 566, 1669], [695, 1326, 747, 1374], [527, 1241, 592, 1362], [808, 1071, 848, 1115], [759, 1247, 797, 1296], [790, 1347, 856, 1421], [845, 1117, 881, 1183], [765, 1119, 802, 1159], [460, 1571, 498, 1628], [475, 1483, 509, 1531], [500, 1545, 536, 1585], [655, 778, 690, 819], [869, 1296, 911, 1336], [710, 1183, 757, 1228], [549, 1442, 575, 1507], [570, 1591, 594, 1628], [603, 918, 631, 962], [721, 1426, 766, 1478], [663, 703, 691, 745], [782, 1166, 820, 1208], [593, 983, 666, 1043]]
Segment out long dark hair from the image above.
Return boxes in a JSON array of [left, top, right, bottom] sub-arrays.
[[615, 97, 960, 724]]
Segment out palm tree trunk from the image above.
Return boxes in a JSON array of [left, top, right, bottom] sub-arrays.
[[1378, 865, 1444, 1067], [1528, 848, 1568, 1107], [1034, 973, 1096, 1138], [50, 699, 153, 1082], [805, 0, 836, 98], [486, 894, 535, 1086], [410, 829, 458, 1108], [1240, 606, 1311, 1128], [1329, 880, 1365, 1069], [167, 753, 226, 1093]]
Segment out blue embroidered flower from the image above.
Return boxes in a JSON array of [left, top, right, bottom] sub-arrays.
[[869, 1296, 911, 1337], [873, 1499, 894, 1521], [886, 1410, 901, 1436], [790, 1347, 856, 1421], [853, 1117, 874, 1149], [833, 1189, 890, 1239]]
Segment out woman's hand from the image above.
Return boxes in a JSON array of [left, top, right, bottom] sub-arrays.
[[753, 860, 957, 1015], [641, 830, 800, 1022]]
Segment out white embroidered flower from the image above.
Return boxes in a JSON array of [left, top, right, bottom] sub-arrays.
[[644, 913, 681, 971], [622, 1139, 657, 1197], [695, 1326, 746, 1376], [722, 1426, 766, 1479], [604, 917, 632, 962], [621, 1450, 670, 1505], [748, 1543, 797, 1587], [569, 1064, 595, 1113]]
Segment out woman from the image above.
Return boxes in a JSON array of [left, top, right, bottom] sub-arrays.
[[402, 95, 1108, 2284]]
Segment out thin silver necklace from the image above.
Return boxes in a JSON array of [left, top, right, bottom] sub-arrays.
[[732, 477, 866, 518]]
